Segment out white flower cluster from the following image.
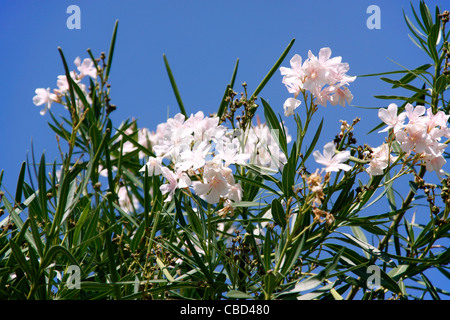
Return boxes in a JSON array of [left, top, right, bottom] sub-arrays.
[[280, 47, 356, 116], [374, 102, 450, 176], [141, 111, 288, 206], [32, 57, 97, 115]]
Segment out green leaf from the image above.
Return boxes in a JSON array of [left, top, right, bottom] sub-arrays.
[[105, 20, 119, 80], [409, 2, 427, 35], [261, 98, 287, 156], [394, 63, 432, 87], [217, 58, 239, 119], [115, 127, 154, 158], [380, 77, 429, 95], [263, 228, 273, 272], [37, 153, 48, 222], [234, 173, 281, 196], [419, 0, 433, 33], [9, 239, 34, 279], [284, 274, 324, 293], [163, 54, 187, 117], [427, 27, 439, 63], [250, 38, 295, 100], [41, 245, 81, 272], [303, 118, 323, 162], [28, 216, 44, 258], [271, 199, 286, 229], [14, 162, 26, 205], [435, 74, 447, 95], [338, 232, 397, 268], [373, 94, 428, 105], [226, 290, 253, 299], [421, 273, 441, 300], [280, 233, 305, 276]]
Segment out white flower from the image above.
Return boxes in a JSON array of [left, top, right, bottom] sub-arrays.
[[423, 153, 446, 177], [313, 142, 352, 172], [280, 48, 355, 107], [160, 167, 179, 202], [175, 140, 211, 172], [74, 57, 97, 79], [192, 163, 231, 204], [33, 88, 57, 115], [378, 103, 450, 177], [329, 86, 353, 107], [215, 138, 249, 167], [118, 186, 139, 213], [378, 103, 406, 133], [283, 97, 301, 117], [366, 143, 393, 177], [280, 54, 305, 97], [140, 157, 163, 176], [54, 71, 78, 95]]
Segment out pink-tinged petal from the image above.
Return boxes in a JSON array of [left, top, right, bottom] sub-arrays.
[[322, 142, 336, 159], [290, 54, 303, 70], [318, 47, 332, 62]]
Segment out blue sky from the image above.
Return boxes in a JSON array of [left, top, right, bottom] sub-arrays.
[[1, 0, 449, 297], [2, 0, 447, 190]]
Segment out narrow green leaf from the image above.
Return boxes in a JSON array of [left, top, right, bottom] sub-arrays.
[[280, 233, 305, 276], [285, 274, 324, 293], [250, 38, 295, 100], [183, 233, 213, 283], [9, 239, 34, 279], [41, 245, 81, 271], [419, 0, 433, 33], [271, 198, 286, 229], [14, 162, 26, 205], [394, 63, 432, 87], [28, 216, 44, 258], [163, 54, 187, 117], [37, 153, 48, 222], [234, 174, 281, 196], [373, 95, 428, 105], [263, 228, 272, 272], [421, 273, 441, 300], [226, 290, 253, 299], [143, 166, 152, 229], [303, 118, 323, 161], [427, 28, 439, 63], [338, 232, 397, 268], [261, 98, 287, 155], [58, 47, 78, 121], [409, 2, 427, 34], [105, 20, 119, 80], [217, 58, 239, 119], [380, 77, 429, 95], [435, 74, 447, 95]]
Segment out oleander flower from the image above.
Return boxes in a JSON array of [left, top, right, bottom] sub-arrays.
[[117, 186, 139, 213], [378, 103, 406, 133], [74, 57, 98, 79], [140, 156, 163, 176], [366, 143, 394, 177], [283, 97, 301, 117], [192, 162, 231, 204], [33, 87, 57, 115], [378, 103, 450, 176], [313, 141, 352, 172], [280, 47, 356, 107]]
